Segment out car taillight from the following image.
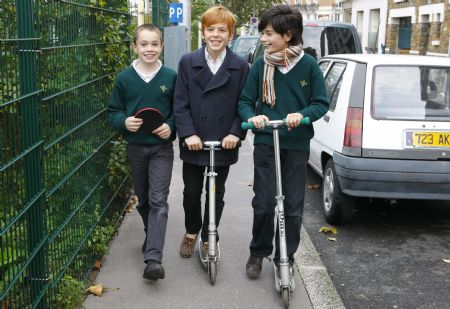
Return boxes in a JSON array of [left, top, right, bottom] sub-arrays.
[[343, 107, 362, 148]]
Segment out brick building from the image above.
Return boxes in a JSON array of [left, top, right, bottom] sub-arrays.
[[384, 0, 449, 56], [287, 0, 344, 21], [287, 0, 449, 57]]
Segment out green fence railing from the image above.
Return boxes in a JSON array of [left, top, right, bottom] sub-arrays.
[[0, 0, 136, 307]]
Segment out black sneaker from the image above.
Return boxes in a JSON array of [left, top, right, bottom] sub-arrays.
[[143, 261, 165, 281], [246, 255, 264, 279]]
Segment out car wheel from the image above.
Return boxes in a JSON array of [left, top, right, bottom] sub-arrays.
[[322, 159, 355, 224]]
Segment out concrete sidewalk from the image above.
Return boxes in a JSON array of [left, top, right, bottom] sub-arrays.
[[84, 139, 344, 309]]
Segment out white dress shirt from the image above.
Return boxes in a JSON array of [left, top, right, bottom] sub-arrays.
[[205, 48, 226, 75], [277, 51, 304, 74], [132, 59, 162, 83]]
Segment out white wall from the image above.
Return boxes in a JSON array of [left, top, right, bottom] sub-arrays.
[[351, 0, 388, 54]]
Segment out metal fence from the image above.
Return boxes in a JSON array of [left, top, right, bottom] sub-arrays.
[[0, 0, 138, 307]]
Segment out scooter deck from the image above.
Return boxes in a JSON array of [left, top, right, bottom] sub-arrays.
[[274, 263, 296, 292]]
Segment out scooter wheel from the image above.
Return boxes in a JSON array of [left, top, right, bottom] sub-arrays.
[[209, 261, 217, 285], [282, 287, 290, 309]]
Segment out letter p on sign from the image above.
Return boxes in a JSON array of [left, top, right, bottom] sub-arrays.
[[169, 3, 183, 24]]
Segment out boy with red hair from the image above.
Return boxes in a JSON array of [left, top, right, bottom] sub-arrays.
[[174, 5, 249, 259]]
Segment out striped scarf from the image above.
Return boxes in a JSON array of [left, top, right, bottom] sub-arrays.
[[262, 44, 303, 107]]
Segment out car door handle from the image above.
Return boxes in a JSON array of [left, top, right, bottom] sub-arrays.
[[323, 114, 330, 122]]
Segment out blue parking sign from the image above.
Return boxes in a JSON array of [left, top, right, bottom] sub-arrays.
[[169, 3, 183, 24]]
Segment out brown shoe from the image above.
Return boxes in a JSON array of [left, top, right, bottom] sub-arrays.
[[246, 255, 264, 279], [180, 234, 197, 258]]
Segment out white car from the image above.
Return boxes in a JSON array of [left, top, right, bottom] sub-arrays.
[[309, 54, 450, 224]]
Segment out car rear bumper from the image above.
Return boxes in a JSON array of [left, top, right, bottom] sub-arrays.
[[333, 152, 450, 200]]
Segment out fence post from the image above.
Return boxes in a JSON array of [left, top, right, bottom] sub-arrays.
[[16, 0, 47, 307]]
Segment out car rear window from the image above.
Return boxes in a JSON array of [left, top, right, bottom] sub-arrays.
[[234, 37, 258, 54], [372, 65, 450, 121], [303, 26, 325, 56]]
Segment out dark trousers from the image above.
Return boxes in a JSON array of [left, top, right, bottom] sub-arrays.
[[182, 162, 230, 242], [127, 143, 174, 263], [250, 144, 308, 263]]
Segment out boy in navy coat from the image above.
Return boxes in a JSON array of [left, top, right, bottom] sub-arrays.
[[173, 5, 249, 259]]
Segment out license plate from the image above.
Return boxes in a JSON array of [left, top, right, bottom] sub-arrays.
[[406, 131, 450, 148]]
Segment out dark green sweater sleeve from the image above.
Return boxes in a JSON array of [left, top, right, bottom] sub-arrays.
[[107, 75, 128, 132], [238, 58, 261, 122]]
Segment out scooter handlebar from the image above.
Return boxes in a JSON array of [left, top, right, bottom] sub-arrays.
[[181, 140, 242, 149], [241, 117, 311, 130]]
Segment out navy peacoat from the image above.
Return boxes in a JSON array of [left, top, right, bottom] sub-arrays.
[[174, 46, 250, 166]]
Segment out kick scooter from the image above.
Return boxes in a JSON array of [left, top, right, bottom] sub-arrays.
[[242, 117, 310, 309], [198, 141, 222, 285]]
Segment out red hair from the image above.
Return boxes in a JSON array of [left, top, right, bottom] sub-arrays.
[[201, 5, 236, 36]]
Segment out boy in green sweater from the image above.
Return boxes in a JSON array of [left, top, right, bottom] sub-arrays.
[[107, 24, 177, 281], [238, 5, 329, 280]]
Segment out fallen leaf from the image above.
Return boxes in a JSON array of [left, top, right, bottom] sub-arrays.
[[125, 195, 138, 212], [443, 259, 450, 264], [307, 184, 320, 190], [86, 284, 119, 296], [319, 226, 337, 235], [86, 284, 103, 296], [94, 260, 102, 269], [327, 237, 337, 242]]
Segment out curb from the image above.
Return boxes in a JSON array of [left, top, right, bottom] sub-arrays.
[[295, 226, 346, 309]]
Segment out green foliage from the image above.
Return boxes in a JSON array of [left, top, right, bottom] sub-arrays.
[[1, 0, 132, 307], [107, 136, 130, 190], [0, 241, 26, 293], [192, 0, 214, 21], [192, 0, 284, 28], [87, 221, 116, 257], [55, 275, 86, 309], [94, 1, 132, 78]]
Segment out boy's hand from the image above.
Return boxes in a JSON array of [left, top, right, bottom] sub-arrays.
[[185, 135, 203, 151], [152, 123, 171, 140], [222, 134, 240, 149], [248, 115, 269, 129], [125, 116, 143, 132], [285, 112, 303, 129]]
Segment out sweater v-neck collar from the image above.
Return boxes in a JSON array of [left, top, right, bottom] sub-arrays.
[[132, 64, 163, 85], [273, 56, 305, 78]]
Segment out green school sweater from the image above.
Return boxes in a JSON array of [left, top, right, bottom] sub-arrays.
[[238, 54, 329, 151], [107, 65, 177, 145]]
